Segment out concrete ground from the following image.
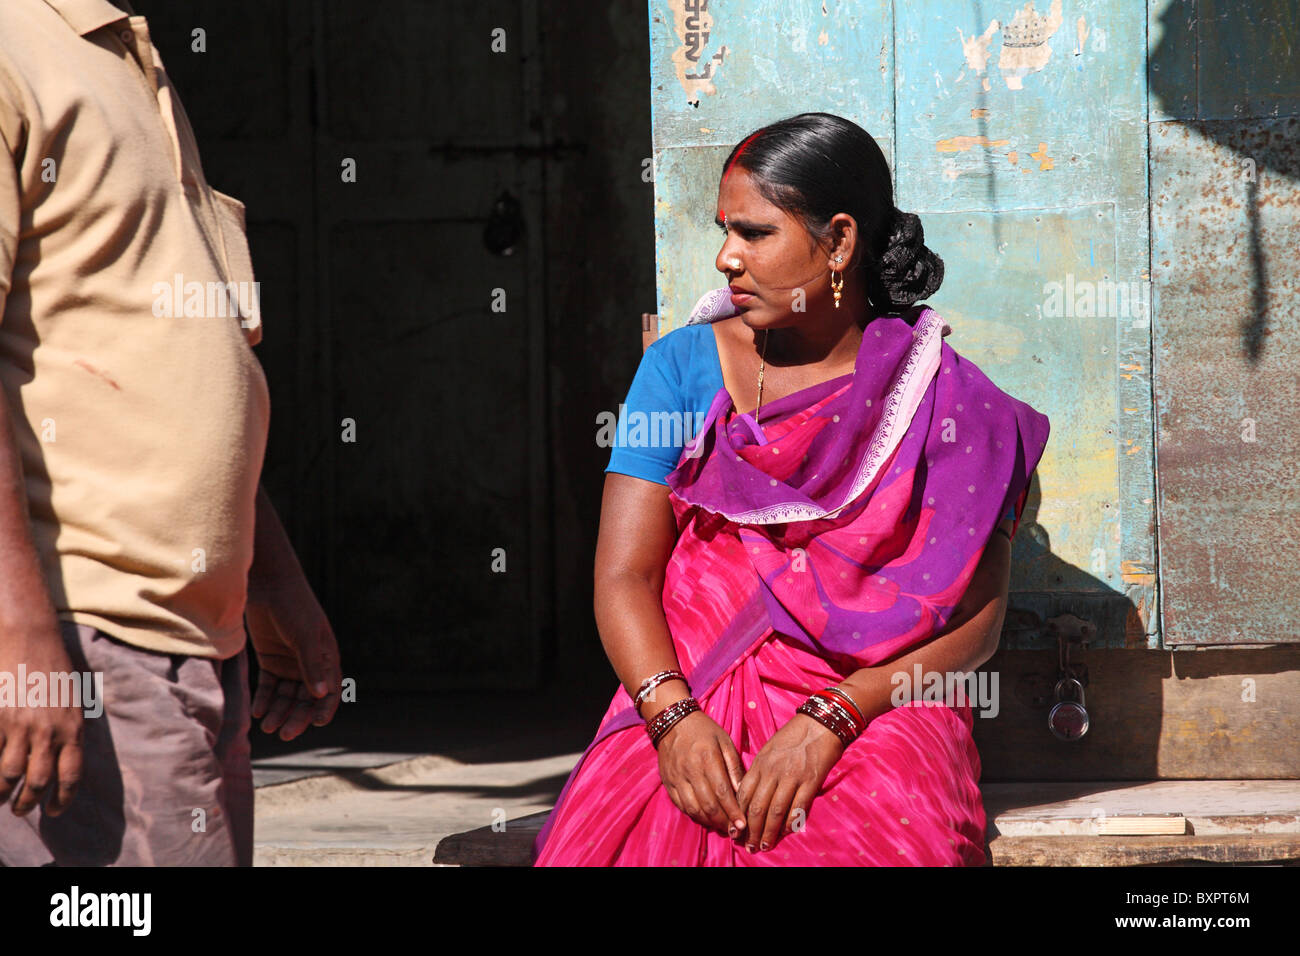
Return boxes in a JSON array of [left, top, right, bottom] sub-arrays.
[[250, 686, 599, 866], [251, 689, 1300, 866]]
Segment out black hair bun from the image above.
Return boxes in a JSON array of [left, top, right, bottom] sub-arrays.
[[877, 208, 944, 308]]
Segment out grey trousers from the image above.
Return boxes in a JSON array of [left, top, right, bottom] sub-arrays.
[[0, 621, 253, 866]]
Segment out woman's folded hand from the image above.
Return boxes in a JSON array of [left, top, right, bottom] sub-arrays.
[[735, 714, 844, 853], [655, 710, 748, 838]]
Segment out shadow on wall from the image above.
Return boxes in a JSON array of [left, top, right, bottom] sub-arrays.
[[1148, 0, 1299, 364]]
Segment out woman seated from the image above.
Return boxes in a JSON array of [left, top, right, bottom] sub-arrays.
[[534, 112, 1050, 866]]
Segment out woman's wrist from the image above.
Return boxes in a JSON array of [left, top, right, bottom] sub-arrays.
[[796, 686, 868, 747], [638, 679, 692, 721], [793, 712, 846, 753], [645, 696, 701, 747]]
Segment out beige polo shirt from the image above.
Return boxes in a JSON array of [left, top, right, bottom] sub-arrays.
[[0, 0, 270, 658]]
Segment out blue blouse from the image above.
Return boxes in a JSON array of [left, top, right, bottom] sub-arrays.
[[605, 323, 723, 484], [603, 323, 1017, 524]]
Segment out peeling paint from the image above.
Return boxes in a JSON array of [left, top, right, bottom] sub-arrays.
[[650, 4, 1167, 649], [956, 1, 1063, 91], [818, 29, 828, 46], [998, 0, 1064, 90], [937, 135, 1010, 152], [1121, 561, 1155, 587], [956, 20, 999, 74], [1074, 15, 1089, 55], [668, 0, 728, 105]]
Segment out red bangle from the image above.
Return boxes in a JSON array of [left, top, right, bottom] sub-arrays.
[[821, 686, 866, 730], [797, 693, 863, 746]]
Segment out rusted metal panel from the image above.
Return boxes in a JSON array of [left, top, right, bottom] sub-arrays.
[[1148, 0, 1300, 645], [1150, 0, 1300, 122], [1149, 116, 1300, 645]]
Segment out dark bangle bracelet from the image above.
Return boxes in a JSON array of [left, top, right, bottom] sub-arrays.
[[634, 669, 688, 717], [646, 696, 700, 747], [797, 693, 863, 747]]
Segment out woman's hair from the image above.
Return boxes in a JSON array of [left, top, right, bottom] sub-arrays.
[[719, 112, 944, 315]]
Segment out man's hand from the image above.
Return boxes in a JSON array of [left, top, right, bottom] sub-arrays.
[[0, 625, 85, 817], [0, 385, 85, 815], [735, 713, 843, 853], [245, 482, 342, 741], [245, 590, 341, 742]]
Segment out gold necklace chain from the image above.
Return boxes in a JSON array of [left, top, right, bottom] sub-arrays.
[[755, 328, 769, 418], [756, 324, 866, 419]]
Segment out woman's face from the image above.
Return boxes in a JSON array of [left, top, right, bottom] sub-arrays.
[[714, 166, 849, 327]]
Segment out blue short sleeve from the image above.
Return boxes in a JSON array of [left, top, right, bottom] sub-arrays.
[[604, 325, 723, 486]]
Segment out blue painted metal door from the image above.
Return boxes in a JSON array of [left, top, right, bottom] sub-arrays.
[[646, 0, 1299, 649]]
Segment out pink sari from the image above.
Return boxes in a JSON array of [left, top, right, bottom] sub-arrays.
[[534, 308, 1049, 866]]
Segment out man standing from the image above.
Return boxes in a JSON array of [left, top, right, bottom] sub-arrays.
[[0, 0, 340, 865]]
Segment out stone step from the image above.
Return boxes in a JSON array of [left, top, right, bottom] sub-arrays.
[[253, 755, 1300, 866]]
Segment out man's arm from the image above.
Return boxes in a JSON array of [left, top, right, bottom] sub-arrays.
[[244, 482, 342, 740], [0, 67, 84, 818], [248, 481, 313, 606], [0, 385, 84, 817]]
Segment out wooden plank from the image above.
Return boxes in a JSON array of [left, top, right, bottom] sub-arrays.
[[437, 789, 1300, 866], [986, 779, 1300, 835], [434, 810, 549, 867], [974, 648, 1300, 778], [988, 833, 1300, 866], [915, 206, 1139, 644]]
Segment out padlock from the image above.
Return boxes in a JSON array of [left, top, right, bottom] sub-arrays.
[[1048, 677, 1089, 741]]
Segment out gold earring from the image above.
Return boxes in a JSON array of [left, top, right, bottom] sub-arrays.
[[830, 264, 844, 308]]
